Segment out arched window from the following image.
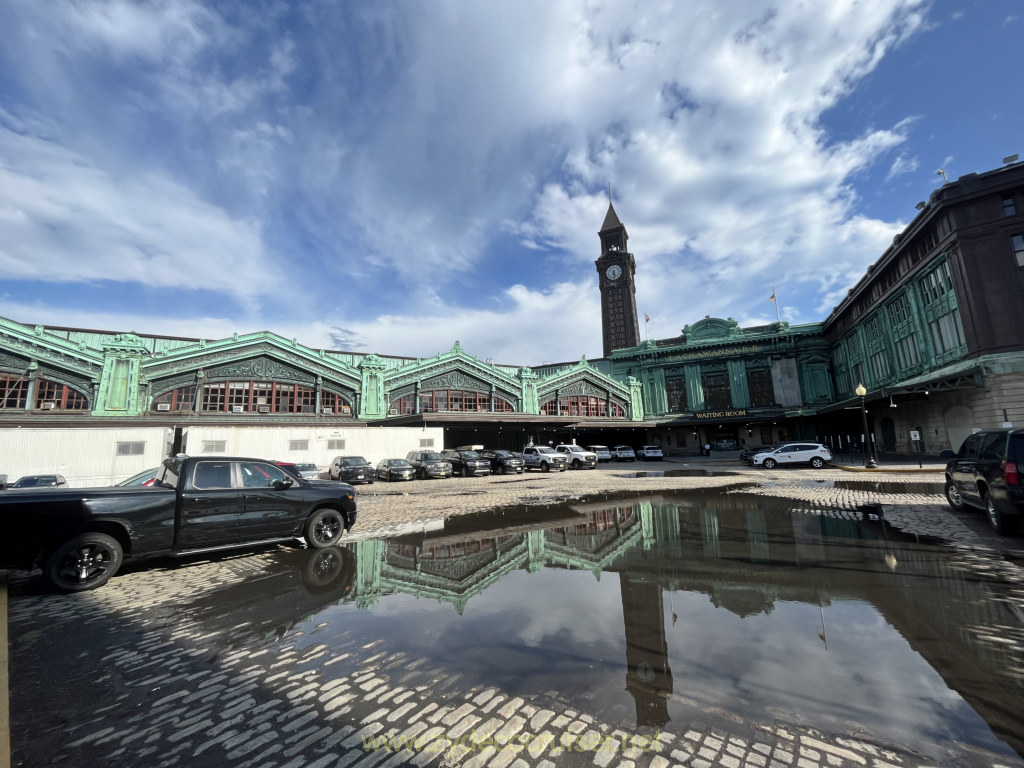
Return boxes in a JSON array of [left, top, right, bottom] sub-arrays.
[[0, 375, 28, 409], [152, 381, 353, 415], [540, 396, 626, 418], [390, 389, 514, 415], [35, 380, 88, 410]]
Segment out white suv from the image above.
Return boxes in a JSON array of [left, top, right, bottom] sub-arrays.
[[613, 445, 636, 461], [555, 444, 598, 469], [637, 445, 663, 461], [587, 445, 612, 462], [752, 443, 832, 469]]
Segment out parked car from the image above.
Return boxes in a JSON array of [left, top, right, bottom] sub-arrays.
[[612, 446, 636, 461], [273, 461, 321, 481], [115, 468, 161, 487], [587, 445, 613, 462], [405, 450, 453, 479], [740, 445, 775, 464], [376, 459, 416, 482], [441, 448, 491, 477], [0, 455, 357, 592], [637, 445, 663, 461], [942, 428, 1024, 534], [11, 474, 67, 488], [329, 456, 375, 485], [554, 444, 598, 469], [521, 446, 568, 472], [478, 449, 525, 475], [752, 443, 832, 469]]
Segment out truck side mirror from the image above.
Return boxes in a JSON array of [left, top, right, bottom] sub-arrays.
[[938, 449, 957, 459], [273, 477, 294, 490]]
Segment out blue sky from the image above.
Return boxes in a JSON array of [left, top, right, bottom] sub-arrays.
[[0, 0, 1020, 365]]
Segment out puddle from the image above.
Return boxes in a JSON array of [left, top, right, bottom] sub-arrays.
[[620, 469, 738, 478], [828, 479, 946, 494], [110, 491, 1024, 762]]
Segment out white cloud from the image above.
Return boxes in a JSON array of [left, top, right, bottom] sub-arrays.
[[0, 0, 947, 363]]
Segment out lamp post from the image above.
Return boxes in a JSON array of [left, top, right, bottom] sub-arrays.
[[855, 383, 877, 468]]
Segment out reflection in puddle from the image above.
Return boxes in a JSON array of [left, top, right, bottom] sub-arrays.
[[829, 480, 946, 494], [620, 469, 738, 478], [186, 491, 1024, 762]]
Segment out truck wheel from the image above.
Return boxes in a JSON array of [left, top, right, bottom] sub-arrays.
[[571, 459, 581, 469], [540, 462, 550, 472], [45, 533, 123, 592], [461, 466, 469, 478], [984, 494, 1018, 535], [305, 508, 345, 548], [945, 480, 964, 510]]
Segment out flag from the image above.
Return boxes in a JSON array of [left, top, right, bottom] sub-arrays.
[[644, 313, 650, 323], [769, 291, 776, 303]]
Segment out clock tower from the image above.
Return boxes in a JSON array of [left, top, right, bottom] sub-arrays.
[[595, 202, 641, 356]]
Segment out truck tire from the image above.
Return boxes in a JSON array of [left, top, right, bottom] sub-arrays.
[[45, 532, 123, 592], [571, 459, 581, 469], [540, 462, 550, 472], [305, 508, 345, 548]]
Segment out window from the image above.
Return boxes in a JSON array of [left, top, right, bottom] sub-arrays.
[[201, 440, 227, 453], [289, 440, 309, 451], [192, 461, 233, 489], [870, 350, 891, 380], [1004, 197, 1016, 216], [34, 380, 88, 410], [746, 369, 774, 407], [419, 438, 435, 448], [0, 376, 29, 409], [152, 385, 195, 412], [701, 371, 731, 410], [116, 441, 145, 456], [930, 309, 966, 354], [327, 439, 346, 450], [919, 261, 954, 307], [540, 396, 626, 417], [1013, 234, 1024, 266], [894, 335, 921, 370], [665, 376, 687, 412]]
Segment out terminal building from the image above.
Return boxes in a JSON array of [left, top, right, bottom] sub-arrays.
[[1, 160, 1022, 483]]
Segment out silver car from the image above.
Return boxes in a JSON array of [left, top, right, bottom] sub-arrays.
[[752, 443, 832, 469]]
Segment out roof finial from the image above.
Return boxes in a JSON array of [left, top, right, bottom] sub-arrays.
[[607, 182, 612, 204]]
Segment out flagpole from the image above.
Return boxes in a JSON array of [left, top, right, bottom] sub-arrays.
[[771, 288, 781, 323]]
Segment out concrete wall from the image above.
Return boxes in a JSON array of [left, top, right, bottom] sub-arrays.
[[0, 425, 446, 487], [180, 426, 447, 474], [0, 427, 172, 488]]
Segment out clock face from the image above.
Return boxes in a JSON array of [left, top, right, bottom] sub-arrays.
[[606, 265, 622, 280]]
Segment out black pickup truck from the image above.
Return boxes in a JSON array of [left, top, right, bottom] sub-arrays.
[[0, 455, 358, 592]]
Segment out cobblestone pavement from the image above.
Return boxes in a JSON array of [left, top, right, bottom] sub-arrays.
[[4, 461, 1024, 768]]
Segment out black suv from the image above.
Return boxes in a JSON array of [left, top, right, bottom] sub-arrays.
[[405, 450, 453, 479], [942, 428, 1024, 534], [328, 456, 375, 485], [478, 449, 525, 475], [441, 448, 491, 477]]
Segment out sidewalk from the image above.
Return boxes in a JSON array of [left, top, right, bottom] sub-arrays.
[[664, 451, 947, 472]]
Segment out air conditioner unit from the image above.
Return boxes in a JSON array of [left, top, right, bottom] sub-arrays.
[[40, 402, 56, 410], [231, 405, 244, 413], [257, 405, 270, 413], [341, 405, 351, 414], [156, 403, 171, 411], [389, 408, 399, 415], [321, 407, 333, 414]]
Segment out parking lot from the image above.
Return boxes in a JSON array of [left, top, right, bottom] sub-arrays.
[[3, 456, 1024, 768]]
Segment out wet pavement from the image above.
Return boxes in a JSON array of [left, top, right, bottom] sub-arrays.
[[3, 461, 1024, 768]]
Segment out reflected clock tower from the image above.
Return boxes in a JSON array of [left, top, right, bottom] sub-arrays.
[[595, 202, 641, 356]]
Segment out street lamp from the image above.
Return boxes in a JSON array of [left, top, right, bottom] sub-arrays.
[[855, 383, 877, 468]]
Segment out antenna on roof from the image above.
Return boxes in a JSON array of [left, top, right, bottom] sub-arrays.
[[607, 182, 612, 204]]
